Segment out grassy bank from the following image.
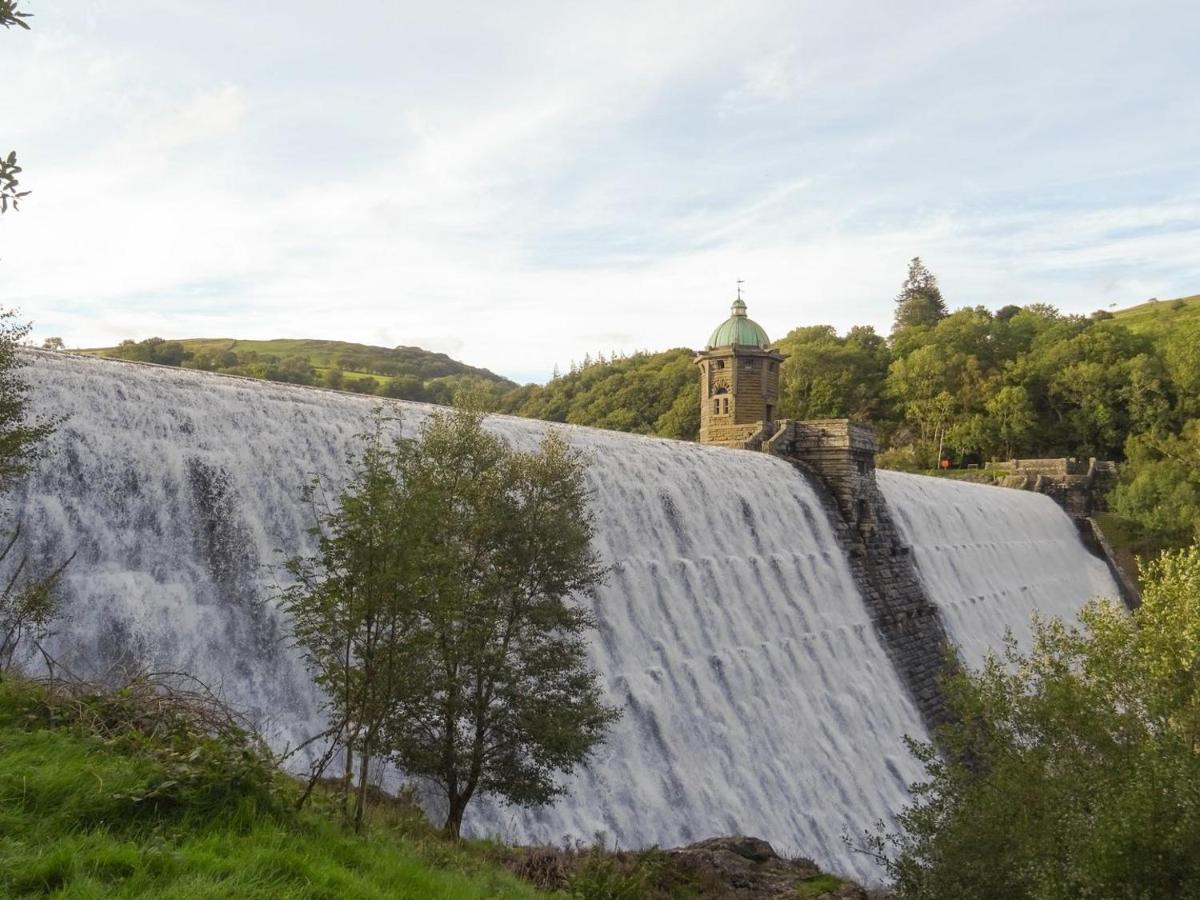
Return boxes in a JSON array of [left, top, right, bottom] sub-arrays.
[[0, 676, 543, 899]]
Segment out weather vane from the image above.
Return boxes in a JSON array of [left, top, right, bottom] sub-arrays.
[[736, 279, 745, 301]]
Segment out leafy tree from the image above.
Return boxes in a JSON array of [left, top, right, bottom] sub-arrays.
[[892, 257, 947, 332], [0, 312, 62, 674], [113, 337, 192, 367], [283, 416, 422, 830], [985, 385, 1036, 459], [383, 408, 619, 837], [1110, 423, 1200, 547], [287, 406, 619, 838], [775, 325, 892, 423], [866, 547, 1200, 899], [1, 2, 30, 213]]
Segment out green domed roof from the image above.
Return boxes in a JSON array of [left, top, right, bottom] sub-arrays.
[[706, 299, 772, 349]]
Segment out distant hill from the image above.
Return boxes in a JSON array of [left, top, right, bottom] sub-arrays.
[[81, 337, 517, 405], [1111, 293, 1200, 336]]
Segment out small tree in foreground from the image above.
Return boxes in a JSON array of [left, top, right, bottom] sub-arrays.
[[283, 416, 421, 831], [863, 546, 1200, 899], [0, 310, 62, 675], [386, 407, 620, 838], [286, 406, 619, 836]]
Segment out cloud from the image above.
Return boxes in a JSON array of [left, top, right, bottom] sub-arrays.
[[3, 1, 1199, 380]]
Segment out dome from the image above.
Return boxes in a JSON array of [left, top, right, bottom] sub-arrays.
[[706, 299, 772, 349]]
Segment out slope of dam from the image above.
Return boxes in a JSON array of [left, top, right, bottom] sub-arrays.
[[877, 470, 1119, 668], [12, 352, 1119, 882]]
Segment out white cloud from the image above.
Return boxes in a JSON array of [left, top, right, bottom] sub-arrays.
[[2, 0, 1199, 379]]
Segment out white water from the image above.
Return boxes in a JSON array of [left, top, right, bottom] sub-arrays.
[[12, 352, 1117, 881], [877, 470, 1119, 668]]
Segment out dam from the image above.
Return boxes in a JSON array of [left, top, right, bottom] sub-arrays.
[[12, 351, 1119, 882]]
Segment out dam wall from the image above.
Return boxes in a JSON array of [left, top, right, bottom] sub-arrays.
[[10, 352, 1120, 882]]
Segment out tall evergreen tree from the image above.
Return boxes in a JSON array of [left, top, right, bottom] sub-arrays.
[[893, 257, 948, 331]]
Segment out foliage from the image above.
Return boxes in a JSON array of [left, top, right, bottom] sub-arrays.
[[893, 257, 947, 331], [775, 325, 890, 423], [0, 149, 28, 213], [381, 407, 620, 837], [282, 413, 423, 830], [96, 336, 516, 402], [500, 348, 700, 439], [1110, 422, 1200, 548], [0, 676, 546, 899], [1, 2, 31, 213], [0, 311, 61, 672], [865, 547, 1200, 899], [286, 405, 619, 838]]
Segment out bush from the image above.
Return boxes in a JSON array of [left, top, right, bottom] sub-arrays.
[[865, 546, 1200, 899]]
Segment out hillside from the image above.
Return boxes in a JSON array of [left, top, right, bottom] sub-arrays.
[[81, 337, 517, 405], [1111, 292, 1200, 336]]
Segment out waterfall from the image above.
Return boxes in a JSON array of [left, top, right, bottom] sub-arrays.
[[12, 352, 1118, 882], [877, 470, 1120, 668]]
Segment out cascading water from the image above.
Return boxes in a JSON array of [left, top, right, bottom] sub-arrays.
[[12, 352, 1118, 882], [877, 470, 1120, 668]]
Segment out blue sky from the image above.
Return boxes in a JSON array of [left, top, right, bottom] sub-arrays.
[[2, 0, 1198, 383]]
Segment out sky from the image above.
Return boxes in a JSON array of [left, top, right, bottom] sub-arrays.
[[2, 1, 1199, 383]]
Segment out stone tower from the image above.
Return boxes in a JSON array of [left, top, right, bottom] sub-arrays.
[[695, 297, 786, 447]]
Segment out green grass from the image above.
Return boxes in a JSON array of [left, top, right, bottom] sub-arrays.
[[1111, 293, 1200, 337], [0, 679, 544, 900], [78, 337, 516, 387], [1092, 512, 1176, 587], [794, 873, 845, 898]]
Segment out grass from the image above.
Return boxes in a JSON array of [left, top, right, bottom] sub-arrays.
[[1111, 293, 1200, 337], [77, 338, 514, 387], [794, 873, 845, 897], [1092, 512, 1175, 587], [0, 677, 544, 900]]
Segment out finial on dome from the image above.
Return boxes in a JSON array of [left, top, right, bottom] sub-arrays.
[[732, 279, 747, 316]]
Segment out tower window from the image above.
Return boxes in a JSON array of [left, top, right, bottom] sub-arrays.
[[722, 397, 729, 415], [712, 399, 720, 415], [714, 360, 725, 370]]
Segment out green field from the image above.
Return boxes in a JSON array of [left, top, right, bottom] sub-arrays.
[[78, 337, 518, 403], [1111, 292, 1200, 336]]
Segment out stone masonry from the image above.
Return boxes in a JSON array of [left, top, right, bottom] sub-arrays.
[[715, 418, 955, 731]]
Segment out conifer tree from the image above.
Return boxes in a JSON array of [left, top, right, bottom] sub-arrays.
[[893, 257, 948, 331]]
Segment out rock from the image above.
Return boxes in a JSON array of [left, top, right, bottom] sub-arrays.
[[685, 835, 779, 863], [665, 835, 866, 899]]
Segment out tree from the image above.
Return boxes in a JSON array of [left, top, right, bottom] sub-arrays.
[[864, 547, 1200, 898], [892, 257, 947, 332], [286, 406, 619, 838], [384, 407, 620, 837], [283, 415, 422, 830], [985, 385, 1035, 459], [0, 311, 62, 674], [1111, 422, 1200, 548], [1, 3, 31, 214]]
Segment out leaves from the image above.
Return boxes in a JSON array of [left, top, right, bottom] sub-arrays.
[[873, 547, 1200, 898], [0, 150, 30, 213]]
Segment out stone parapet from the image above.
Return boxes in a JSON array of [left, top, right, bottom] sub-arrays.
[[760, 418, 955, 730]]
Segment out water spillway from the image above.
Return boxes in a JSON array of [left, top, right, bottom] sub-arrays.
[[13, 352, 1119, 882], [877, 471, 1119, 669]]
